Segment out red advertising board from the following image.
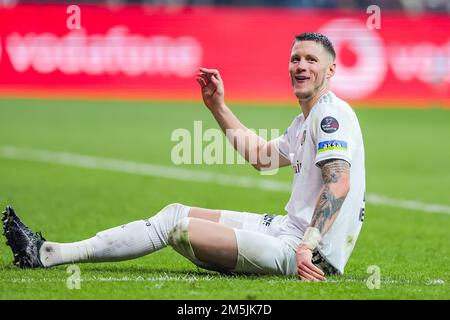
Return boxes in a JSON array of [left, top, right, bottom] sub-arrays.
[[0, 4, 449, 107]]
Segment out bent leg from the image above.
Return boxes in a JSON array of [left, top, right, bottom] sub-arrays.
[[169, 217, 296, 275], [189, 218, 237, 269], [168, 217, 237, 272]]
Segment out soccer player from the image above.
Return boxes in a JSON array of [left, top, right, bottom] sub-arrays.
[[2, 32, 365, 281]]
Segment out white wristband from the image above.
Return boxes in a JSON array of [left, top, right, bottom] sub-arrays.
[[302, 227, 322, 250]]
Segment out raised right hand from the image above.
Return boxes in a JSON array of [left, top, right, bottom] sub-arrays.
[[196, 67, 225, 111]]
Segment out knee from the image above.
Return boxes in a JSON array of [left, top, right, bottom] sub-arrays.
[[168, 217, 197, 260], [156, 203, 190, 220], [168, 217, 190, 247], [150, 203, 190, 228], [159, 203, 186, 215], [169, 218, 226, 272]]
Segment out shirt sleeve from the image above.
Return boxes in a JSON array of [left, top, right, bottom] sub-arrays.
[[311, 104, 354, 166], [273, 125, 291, 161]]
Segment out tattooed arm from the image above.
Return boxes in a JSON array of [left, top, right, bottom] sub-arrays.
[[297, 159, 350, 281], [310, 159, 350, 234]]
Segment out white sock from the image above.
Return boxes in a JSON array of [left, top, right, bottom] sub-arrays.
[[39, 203, 190, 267]]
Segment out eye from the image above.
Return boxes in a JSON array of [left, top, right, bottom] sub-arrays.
[[291, 57, 300, 63]]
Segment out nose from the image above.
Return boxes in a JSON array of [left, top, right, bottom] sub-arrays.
[[296, 59, 307, 73]]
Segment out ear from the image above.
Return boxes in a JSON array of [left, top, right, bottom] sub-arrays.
[[326, 62, 336, 79]]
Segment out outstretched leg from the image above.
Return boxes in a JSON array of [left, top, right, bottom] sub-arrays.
[[3, 203, 200, 268], [39, 203, 192, 267]]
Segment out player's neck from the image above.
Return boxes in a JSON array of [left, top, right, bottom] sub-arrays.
[[299, 86, 329, 119]]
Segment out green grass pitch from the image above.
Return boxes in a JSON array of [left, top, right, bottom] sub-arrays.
[[0, 98, 449, 299]]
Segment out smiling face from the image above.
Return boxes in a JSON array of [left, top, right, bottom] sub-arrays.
[[289, 40, 336, 101]]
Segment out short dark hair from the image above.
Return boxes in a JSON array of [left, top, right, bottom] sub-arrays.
[[293, 32, 336, 60]]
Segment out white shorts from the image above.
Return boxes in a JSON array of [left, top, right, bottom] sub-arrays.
[[219, 210, 298, 276]]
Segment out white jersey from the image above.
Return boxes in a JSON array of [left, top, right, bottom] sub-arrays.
[[274, 91, 365, 274]]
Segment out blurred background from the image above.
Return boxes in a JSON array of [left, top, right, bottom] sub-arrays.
[[2, 0, 450, 12], [0, 0, 449, 106]]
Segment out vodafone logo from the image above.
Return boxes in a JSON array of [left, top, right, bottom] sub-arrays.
[[4, 27, 202, 78], [0, 40, 2, 65], [320, 18, 387, 99]]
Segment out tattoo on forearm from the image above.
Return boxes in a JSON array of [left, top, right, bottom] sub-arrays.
[[311, 159, 350, 234], [311, 184, 346, 232]]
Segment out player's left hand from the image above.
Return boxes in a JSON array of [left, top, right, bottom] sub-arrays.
[[296, 245, 326, 281]]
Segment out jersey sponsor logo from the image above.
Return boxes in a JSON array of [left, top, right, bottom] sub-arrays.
[[318, 140, 347, 153], [320, 116, 339, 133]]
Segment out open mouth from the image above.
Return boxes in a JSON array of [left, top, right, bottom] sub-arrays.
[[294, 75, 310, 83], [295, 76, 309, 81]]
